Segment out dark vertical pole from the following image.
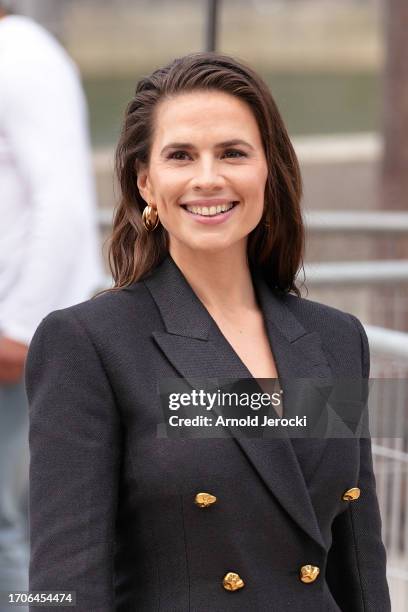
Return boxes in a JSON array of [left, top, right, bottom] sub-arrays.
[[205, 0, 219, 52], [378, 0, 408, 329], [381, 0, 408, 212]]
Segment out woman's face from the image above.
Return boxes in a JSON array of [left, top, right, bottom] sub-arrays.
[[137, 90, 268, 258]]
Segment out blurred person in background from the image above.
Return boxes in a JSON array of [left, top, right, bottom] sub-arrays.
[[0, 1, 103, 608]]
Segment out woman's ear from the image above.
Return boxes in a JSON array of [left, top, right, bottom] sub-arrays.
[[136, 161, 152, 203]]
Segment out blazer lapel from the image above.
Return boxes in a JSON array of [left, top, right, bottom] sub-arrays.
[[144, 255, 332, 550]]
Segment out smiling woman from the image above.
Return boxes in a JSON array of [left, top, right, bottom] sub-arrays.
[[25, 51, 390, 612]]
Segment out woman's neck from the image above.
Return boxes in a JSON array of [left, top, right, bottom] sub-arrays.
[[169, 242, 259, 316]]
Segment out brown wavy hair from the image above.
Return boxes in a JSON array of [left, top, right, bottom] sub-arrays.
[[105, 51, 305, 297]]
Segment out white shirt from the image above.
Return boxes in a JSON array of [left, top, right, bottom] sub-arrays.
[[0, 15, 104, 345]]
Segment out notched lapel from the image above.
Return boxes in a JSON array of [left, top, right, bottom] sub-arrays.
[[144, 256, 332, 550]]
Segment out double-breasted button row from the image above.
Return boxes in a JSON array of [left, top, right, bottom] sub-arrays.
[[221, 566, 321, 591], [194, 486, 361, 508], [194, 491, 323, 592]]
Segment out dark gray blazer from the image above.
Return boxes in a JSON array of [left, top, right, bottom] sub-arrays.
[[25, 254, 390, 612]]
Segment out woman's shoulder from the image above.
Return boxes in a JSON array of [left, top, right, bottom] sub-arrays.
[[256, 269, 364, 336], [280, 291, 369, 375], [281, 290, 367, 340], [32, 280, 155, 343]]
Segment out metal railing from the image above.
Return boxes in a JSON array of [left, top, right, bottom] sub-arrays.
[[304, 210, 408, 233], [367, 326, 408, 360], [304, 260, 408, 285]]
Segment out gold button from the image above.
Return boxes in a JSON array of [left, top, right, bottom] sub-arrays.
[[342, 487, 361, 501], [299, 565, 320, 584], [194, 492, 217, 508], [222, 572, 245, 591]]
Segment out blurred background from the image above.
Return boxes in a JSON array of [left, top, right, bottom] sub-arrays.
[[2, 0, 408, 609]]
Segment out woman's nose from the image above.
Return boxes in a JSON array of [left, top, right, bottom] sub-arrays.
[[191, 159, 225, 190]]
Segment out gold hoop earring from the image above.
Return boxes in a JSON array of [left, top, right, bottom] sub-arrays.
[[142, 204, 159, 231]]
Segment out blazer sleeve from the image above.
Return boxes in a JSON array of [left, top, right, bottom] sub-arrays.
[[326, 314, 391, 612], [25, 308, 122, 612]]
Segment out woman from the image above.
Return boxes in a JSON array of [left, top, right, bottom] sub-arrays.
[[25, 52, 390, 611]]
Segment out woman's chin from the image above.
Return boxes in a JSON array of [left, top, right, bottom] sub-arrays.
[[179, 236, 241, 255]]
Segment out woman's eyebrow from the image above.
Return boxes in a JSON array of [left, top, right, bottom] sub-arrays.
[[160, 139, 255, 155]]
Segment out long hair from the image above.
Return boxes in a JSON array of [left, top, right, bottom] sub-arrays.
[[105, 51, 305, 296]]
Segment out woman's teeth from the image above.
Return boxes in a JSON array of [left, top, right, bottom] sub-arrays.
[[185, 202, 237, 217]]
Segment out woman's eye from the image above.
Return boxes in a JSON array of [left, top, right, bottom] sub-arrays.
[[168, 151, 191, 160], [223, 149, 246, 158]]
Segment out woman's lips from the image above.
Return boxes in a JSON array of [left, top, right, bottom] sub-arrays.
[[181, 202, 239, 225]]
